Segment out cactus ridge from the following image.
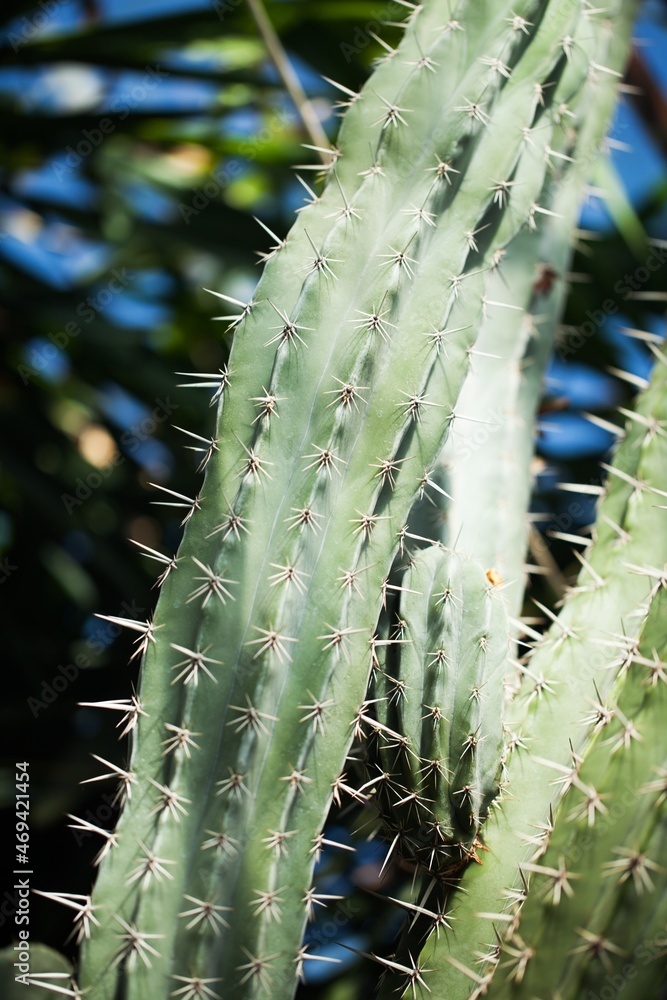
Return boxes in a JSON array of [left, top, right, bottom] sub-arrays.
[[366, 548, 509, 877], [78, 1, 587, 994], [417, 341, 667, 999], [369, 2, 637, 989], [486, 581, 667, 998], [29, 1, 640, 999]]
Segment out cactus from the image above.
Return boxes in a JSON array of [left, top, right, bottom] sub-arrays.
[[433, 0, 633, 611], [27, 1, 657, 999], [366, 548, 509, 878], [71, 3, 591, 996], [412, 343, 667, 999], [486, 580, 667, 998]]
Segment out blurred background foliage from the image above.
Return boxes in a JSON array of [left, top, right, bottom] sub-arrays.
[[0, 0, 666, 995]]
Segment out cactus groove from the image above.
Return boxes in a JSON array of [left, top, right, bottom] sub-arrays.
[[77, 1, 591, 995], [415, 343, 667, 999], [489, 582, 667, 998], [33, 1, 651, 999], [366, 548, 509, 877]]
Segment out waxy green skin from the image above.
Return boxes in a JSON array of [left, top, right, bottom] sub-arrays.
[[37, 1, 642, 999], [415, 346, 667, 999], [436, 222, 567, 623], [77, 1, 592, 997], [370, 549, 509, 876], [489, 583, 667, 998], [433, 6, 635, 621], [367, 0, 638, 992]]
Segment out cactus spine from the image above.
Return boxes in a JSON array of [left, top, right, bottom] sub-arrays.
[[368, 548, 509, 877], [489, 580, 667, 998], [31, 1, 653, 999], [414, 345, 667, 999], [74, 2, 589, 996]]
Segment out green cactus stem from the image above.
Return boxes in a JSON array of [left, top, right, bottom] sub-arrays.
[[415, 339, 667, 1000], [366, 547, 509, 878], [67, 2, 600, 997], [24, 2, 639, 999], [486, 581, 667, 998]]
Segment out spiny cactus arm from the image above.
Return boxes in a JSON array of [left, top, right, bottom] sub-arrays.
[[417, 338, 667, 999], [600, 816, 667, 996], [436, 221, 570, 619], [487, 583, 667, 998], [434, 5, 635, 620], [76, 3, 588, 998], [370, 547, 509, 872], [405, 187, 568, 608], [616, 827, 667, 993], [374, 40, 633, 985], [368, 9, 635, 994], [595, 696, 667, 995]]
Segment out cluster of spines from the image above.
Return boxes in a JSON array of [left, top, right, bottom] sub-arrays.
[[486, 580, 667, 997], [363, 548, 509, 878], [24, 2, 634, 999], [369, 0, 642, 993], [412, 342, 667, 999]]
